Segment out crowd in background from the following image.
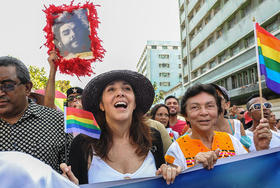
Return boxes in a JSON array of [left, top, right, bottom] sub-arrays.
[[0, 54, 279, 187]]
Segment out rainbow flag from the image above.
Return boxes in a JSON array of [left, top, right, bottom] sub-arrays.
[[64, 107, 101, 139], [255, 22, 280, 94]]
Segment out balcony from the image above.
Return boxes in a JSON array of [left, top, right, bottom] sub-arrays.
[[191, 0, 280, 70]]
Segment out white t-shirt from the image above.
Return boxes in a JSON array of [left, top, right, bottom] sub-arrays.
[[232, 119, 242, 141], [88, 151, 157, 183], [246, 129, 280, 151], [0, 151, 78, 188], [165, 133, 248, 170]]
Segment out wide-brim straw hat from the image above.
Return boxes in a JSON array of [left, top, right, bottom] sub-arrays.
[[82, 70, 155, 114]]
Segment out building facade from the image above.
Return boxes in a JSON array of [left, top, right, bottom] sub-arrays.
[[137, 41, 183, 94], [166, 0, 280, 111]]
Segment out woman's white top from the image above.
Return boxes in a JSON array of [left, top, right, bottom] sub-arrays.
[[232, 119, 242, 141], [88, 151, 157, 183]]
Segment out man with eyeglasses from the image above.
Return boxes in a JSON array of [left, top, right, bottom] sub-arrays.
[[66, 87, 83, 109], [0, 56, 72, 172], [245, 94, 279, 151]]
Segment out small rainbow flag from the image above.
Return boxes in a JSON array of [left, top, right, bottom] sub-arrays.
[[64, 107, 101, 139], [255, 22, 280, 94]]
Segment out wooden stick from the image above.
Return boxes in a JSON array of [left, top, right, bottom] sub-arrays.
[[253, 17, 264, 119]]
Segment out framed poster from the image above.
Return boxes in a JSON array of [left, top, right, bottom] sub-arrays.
[[44, 2, 105, 76]]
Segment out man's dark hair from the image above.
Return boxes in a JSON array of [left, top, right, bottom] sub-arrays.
[[0, 56, 30, 84], [246, 93, 268, 110], [164, 95, 179, 104], [180, 84, 222, 116]]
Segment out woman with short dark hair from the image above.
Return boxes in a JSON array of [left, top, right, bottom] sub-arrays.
[[165, 84, 247, 170]]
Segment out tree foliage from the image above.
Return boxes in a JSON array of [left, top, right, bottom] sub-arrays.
[[29, 65, 48, 90], [153, 82, 164, 104], [28, 65, 71, 93]]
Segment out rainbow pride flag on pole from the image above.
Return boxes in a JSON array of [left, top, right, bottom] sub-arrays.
[[64, 107, 101, 139], [254, 22, 280, 94]]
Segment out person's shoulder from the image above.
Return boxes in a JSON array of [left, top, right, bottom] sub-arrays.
[[177, 115, 185, 121], [146, 118, 165, 129], [29, 103, 64, 122], [33, 103, 64, 116], [177, 119, 187, 125]]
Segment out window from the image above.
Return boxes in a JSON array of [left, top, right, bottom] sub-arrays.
[[231, 44, 240, 56], [188, 12, 193, 21], [213, 2, 220, 15], [192, 71, 198, 78], [245, 35, 254, 47], [238, 73, 243, 86], [197, 23, 202, 31], [218, 52, 227, 63], [158, 54, 169, 59], [231, 75, 237, 89], [184, 76, 188, 83], [159, 72, 170, 77], [243, 71, 249, 85], [209, 60, 217, 69], [151, 45, 157, 49], [173, 46, 178, 50], [242, 0, 251, 16], [160, 82, 170, 86], [266, 20, 279, 32], [179, 73, 182, 79], [191, 51, 196, 59], [159, 63, 170, 68], [162, 46, 168, 49], [199, 45, 204, 53], [201, 65, 207, 74], [190, 32, 195, 40], [228, 16, 236, 29], [179, 64, 182, 69], [205, 14, 211, 25], [207, 36, 214, 46], [216, 27, 223, 39], [250, 67, 257, 84], [196, 4, 201, 13]]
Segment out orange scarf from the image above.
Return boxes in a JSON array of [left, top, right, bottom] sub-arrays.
[[166, 131, 236, 168]]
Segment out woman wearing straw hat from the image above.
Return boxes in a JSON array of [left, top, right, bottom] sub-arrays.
[[60, 70, 181, 185]]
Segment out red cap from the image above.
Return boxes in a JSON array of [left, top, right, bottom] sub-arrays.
[[245, 111, 252, 124]]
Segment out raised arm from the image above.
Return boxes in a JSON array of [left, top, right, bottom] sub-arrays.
[[44, 51, 59, 108]]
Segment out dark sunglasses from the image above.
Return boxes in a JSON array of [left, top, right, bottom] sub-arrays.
[[67, 95, 82, 102], [239, 111, 245, 115], [249, 102, 272, 111], [0, 81, 22, 92]]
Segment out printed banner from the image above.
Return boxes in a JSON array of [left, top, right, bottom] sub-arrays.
[[81, 147, 280, 188]]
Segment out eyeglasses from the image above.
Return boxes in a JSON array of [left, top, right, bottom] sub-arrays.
[[239, 111, 245, 115], [249, 102, 272, 111], [0, 81, 22, 92], [67, 95, 82, 102]]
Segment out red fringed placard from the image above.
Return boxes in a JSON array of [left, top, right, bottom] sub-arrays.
[[43, 1, 105, 77]]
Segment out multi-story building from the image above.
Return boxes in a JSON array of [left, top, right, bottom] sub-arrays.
[[169, 0, 280, 112], [137, 41, 183, 94]]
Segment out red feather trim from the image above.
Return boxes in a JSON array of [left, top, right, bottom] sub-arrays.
[[43, 1, 105, 77]]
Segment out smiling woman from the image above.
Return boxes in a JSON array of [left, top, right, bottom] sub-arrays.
[[165, 84, 248, 170], [60, 70, 181, 185]]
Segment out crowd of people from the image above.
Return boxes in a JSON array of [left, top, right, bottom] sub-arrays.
[[0, 54, 279, 187]]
